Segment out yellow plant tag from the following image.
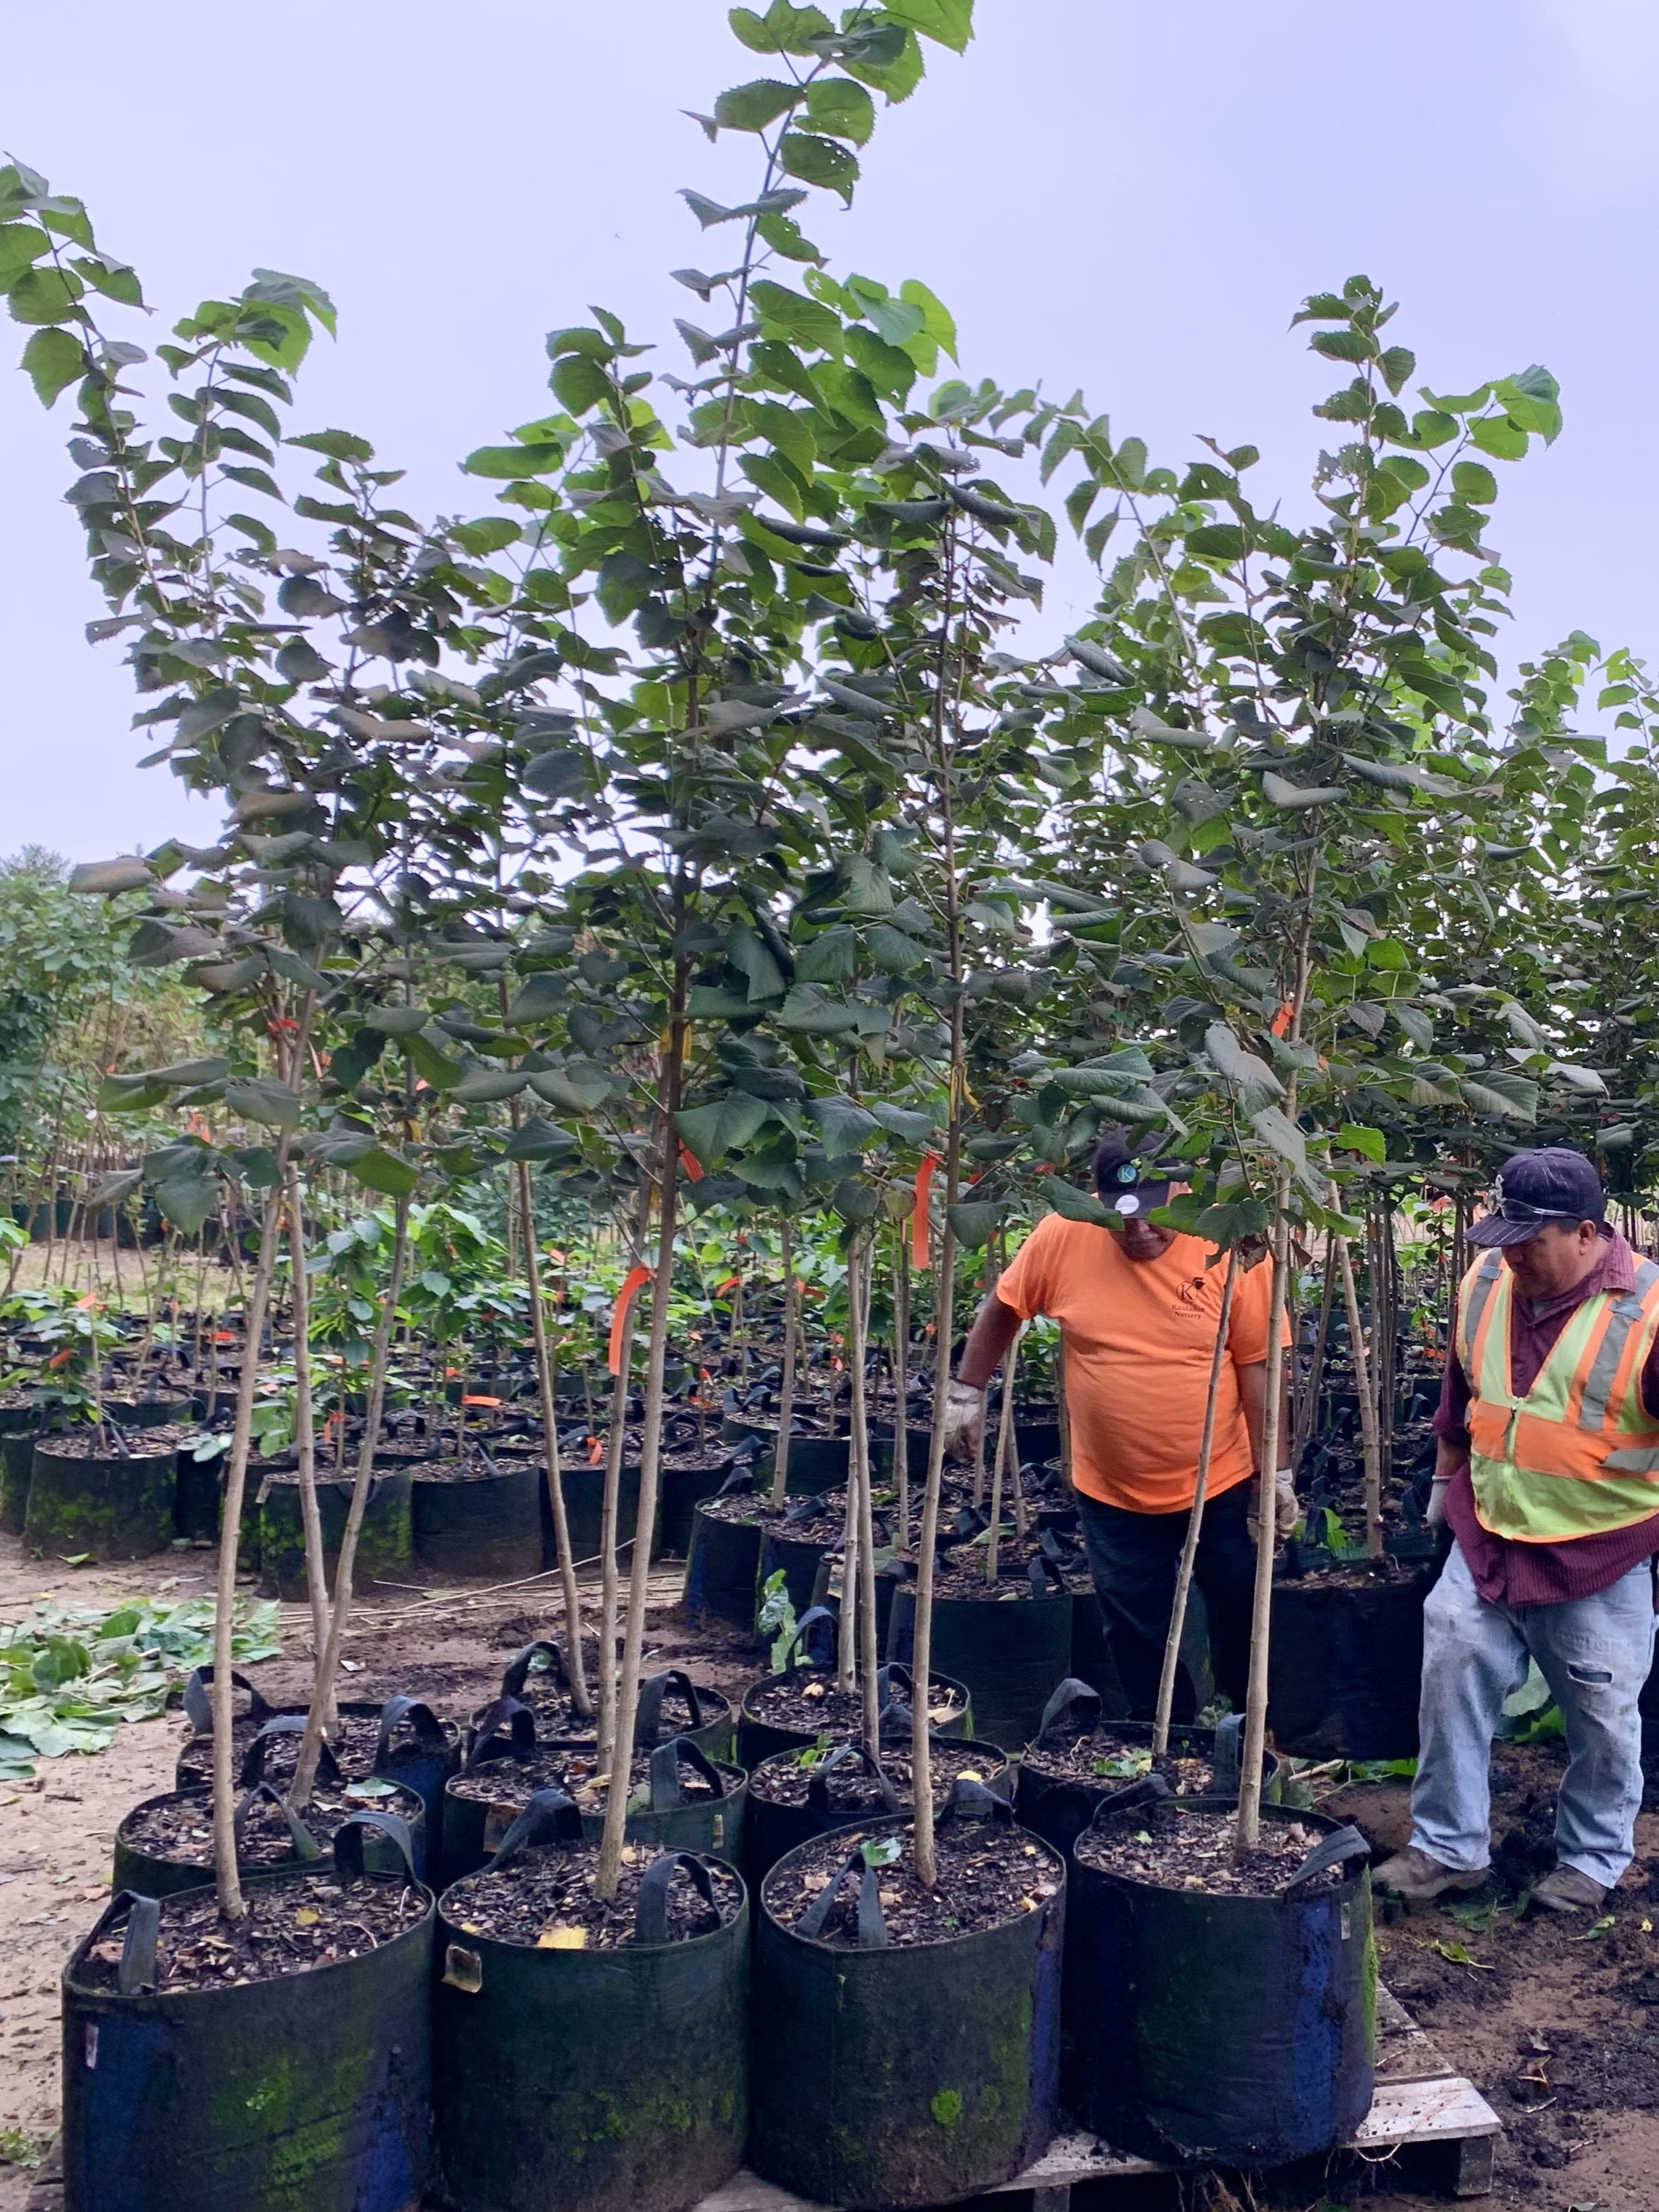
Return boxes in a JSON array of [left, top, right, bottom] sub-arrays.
[[537, 1925, 587, 1950]]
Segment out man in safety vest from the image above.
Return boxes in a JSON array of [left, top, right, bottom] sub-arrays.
[[1377, 1148, 1659, 1914]]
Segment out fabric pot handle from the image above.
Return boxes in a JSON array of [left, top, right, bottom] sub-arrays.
[[942, 1775, 1013, 1827], [1211, 1712, 1244, 1796], [715, 1467, 756, 1499], [778, 1604, 838, 1671], [83, 1889, 162, 1995], [500, 1641, 565, 1700], [634, 1851, 720, 1946], [634, 1669, 705, 1745], [806, 1743, 900, 1813], [1040, 1527, 1084, 1573], [375, 1695, 450, 1770], [1028, 1554, 1069, 1598], [648, 1735, 727, 1810], [794, 1845, 889, 1949], [1034, 1677, 1102, 1745], [1284, 1823, 1371, 1897], [1085, 1771, 1175, 1829], [486, 1786, 583, 1869], [780, 1492, 830, 1527], [463, 1696, 536, 1771], [333, 1808, 421, 1887], [182, 1666, 270, 1738], [233, 1781, 326, 1862], [237, 1715, 342, 1790]]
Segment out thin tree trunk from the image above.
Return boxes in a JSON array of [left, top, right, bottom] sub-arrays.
[[846, 1227, 881, 1746], [596, 1178, 652, 1767], [1055, 1339, 1074, 1492], [985, 1323, 1023, 1588], [911, 1205, 957, 1888], [288, 1195, 410, 1809], [1235, 1200, 1290, 1851], [210, 1170, 289, 1919], [1152, 1254, 1238, 1754], [1338, 1236, 1385, 1560], [595, 1031, 684, 1901], [892, 1225, 911, 1551], [283, 1161, 330, 1674], [519, 1158, 591, 1718], [770, 1215, 797, 1507], [1295, 1232, 1338, 1465]]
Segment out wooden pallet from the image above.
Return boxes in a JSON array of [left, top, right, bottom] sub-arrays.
[[701, 1985, 1502, 2211]]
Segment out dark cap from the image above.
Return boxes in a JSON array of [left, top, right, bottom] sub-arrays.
[[1467, 1147, 1606, 1249], [1092, 1128, 1183, 1218]]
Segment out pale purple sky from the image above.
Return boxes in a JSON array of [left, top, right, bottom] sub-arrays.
[[2, 1, 1652, 859]]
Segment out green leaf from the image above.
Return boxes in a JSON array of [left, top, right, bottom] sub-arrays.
[[463, 442, 565, 479], [1041, 1176, 1115, 1227], [0, 221, 50, 286], [1451, 459, 1498, 505], [728, 1, 834, 53], [881, 0, 974, 50], [347, 1146, 419, 1197], [750, 279, 842, 351], [810, 1094, 881, 1157], [869, 1101, 934, 1145], [7, 263, 82, 323], [778, 132, 860, 203], [805, 77, 876, 143], [151, 1173, 219, 1235], [224, 1077, 302, 1131], [20, 325, 83, 405], [549, 352, 610, 415], [1336, 1123, 1386, 1164], [1467, 413, 1529, 462], [1184, 522, 1246, 562], [946, 1200, 1003, 1249], [714, 78, 803, 130]]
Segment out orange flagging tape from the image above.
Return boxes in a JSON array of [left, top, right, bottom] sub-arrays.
[[678, 1143, 704, 1182], [608, 1264, 652, 1374], [912, 1154, 939, 1270]]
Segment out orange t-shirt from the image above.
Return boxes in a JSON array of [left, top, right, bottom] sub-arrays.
[[995, 1214, 1279, 1515]]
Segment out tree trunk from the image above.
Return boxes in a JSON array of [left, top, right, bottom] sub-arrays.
[[283, 1160, 331, 1677], [518, 1157, 591, 1718], [1152, 1254, 1237, 1754], [1235, 1201, 1290, 1851], [1338, 1236, 1386, 1561], [770, 1215, 797, 1508]]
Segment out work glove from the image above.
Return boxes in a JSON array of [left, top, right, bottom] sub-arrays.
[[939, 1377, 985, 1464], [1247, 1469, 1298, 1544], [1426, 1477, 1451, 1530]]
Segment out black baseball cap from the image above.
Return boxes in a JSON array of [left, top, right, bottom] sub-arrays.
[[1467, 1147, 1606, 1249], [1093, 1129, 1183, 1218]]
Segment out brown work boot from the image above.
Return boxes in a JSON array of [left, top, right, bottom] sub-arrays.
[[1530, 1863, 1606, 1916], [1373, 1846, 1487, 1903]]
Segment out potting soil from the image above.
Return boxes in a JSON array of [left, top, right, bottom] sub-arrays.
[[764, 1816, 1060, 1945], [444, 1839, 742, 1949], [1075, 1803, 1346, 1897], [77, 1866, 426, 1990]]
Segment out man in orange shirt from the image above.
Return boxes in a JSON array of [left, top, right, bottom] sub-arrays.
[[944, 1131, 1291, 1719]]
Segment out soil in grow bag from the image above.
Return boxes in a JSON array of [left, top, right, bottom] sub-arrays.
[[1267, 1557, 1434, 1760], [750, 1788, 1064, 2209], [434, 1822, 748, 2212], [1066, 1798, 1374, 2166], [0, 1422, 37, 1535], [756, 1486, 879, 1618], [113, 1775, 426, 1895], [258, 1464, 414, 1600], [408, 1453, 543, 1579], [740, 1664, 970, 1758], [746, 1739, 1012, 1886], [444, 1740, 747, 1878], [23, 1425, 187, 1561], [493, 1644, 733, 1758]]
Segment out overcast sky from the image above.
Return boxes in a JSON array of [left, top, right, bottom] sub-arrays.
[[3, 0, 1655, 862]]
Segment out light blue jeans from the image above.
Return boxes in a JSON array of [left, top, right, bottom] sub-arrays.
[[1410, 1543, 1657, 1891]]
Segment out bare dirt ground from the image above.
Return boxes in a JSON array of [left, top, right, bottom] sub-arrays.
[[4, 1532, 1658, 2212]]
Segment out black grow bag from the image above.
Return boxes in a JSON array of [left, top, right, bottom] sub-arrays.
[[1266, 1565, 1434, 1759], [111, 1769, 428, 1898], [0, 1418, 37, 1535], [25, 1432, 177, 1561], [683, 1478, 764, 1627], [887, 1560, 1073, 1751], [411, 1455, 543, 1579], [1064, 1799, 1375, 2165], [737, 1610, 973, 1766], [61, 1812, 433, 2212], [757, 1492, 841, 1620], [434, 1794, 748, 2212], [750, 1788, 1064, 2209], [259, 1466, 413, 1600]]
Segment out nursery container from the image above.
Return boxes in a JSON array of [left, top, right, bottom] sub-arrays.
[[259, 1466, 414, 1600], [25, 1431, 176, 1561]]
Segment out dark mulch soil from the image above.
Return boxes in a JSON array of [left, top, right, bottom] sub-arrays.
[[443, 1840, 741, 1950], [745, 1666, 968, 1732], [764, 1814, 1061, 1946], [749, 1740, 1007, 1811], [1076, 1803, 1344, 1897], [1021, 1729, 1218, 1797], [35, 1423, 190, 1458], [177, 1709, 386, 1788], [78, 1866, 427, 1991], [925, 1553, 1064, 1603], [697, 1491, 770, 1527], [663, 1446, 736, 1474], [449, 1745, 740, 1816], [403, 1456, 530, 1483], [509, 1671, 729, 1745], [121, 1778, 418, 1868]]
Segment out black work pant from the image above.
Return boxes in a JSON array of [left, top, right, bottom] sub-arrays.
[[1075, 1482, 1257, 1722]]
